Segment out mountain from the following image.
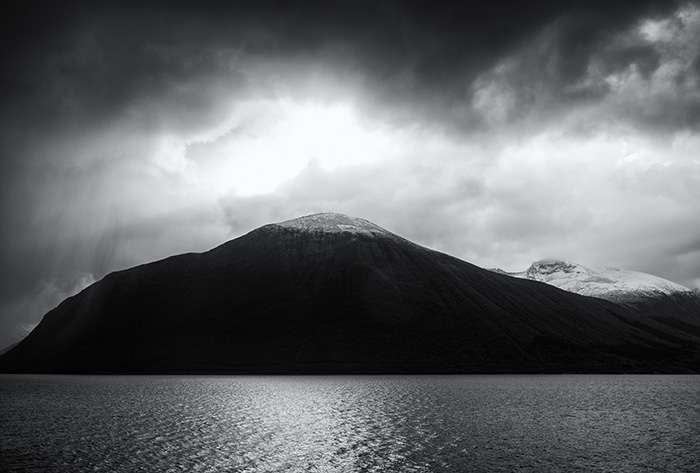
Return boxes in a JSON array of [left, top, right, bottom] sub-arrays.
[[492, 259, 700, 339], [492, 259, 693, 303], [1, 213, 699, 374]]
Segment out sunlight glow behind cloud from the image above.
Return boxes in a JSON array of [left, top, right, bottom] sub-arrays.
[[165, 100, 403, 196]]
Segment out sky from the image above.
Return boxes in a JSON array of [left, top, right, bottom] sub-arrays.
[[1, 0, 699, 350]]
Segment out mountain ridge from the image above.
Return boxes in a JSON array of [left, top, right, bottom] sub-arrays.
[[491, 259, 693, 303], [2, 213, 699, 374]]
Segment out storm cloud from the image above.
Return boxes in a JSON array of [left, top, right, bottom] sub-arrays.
[[1, 0, 699, 349]]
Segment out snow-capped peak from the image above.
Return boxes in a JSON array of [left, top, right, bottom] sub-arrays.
[[495, 259, 692, 303], [270, 213, 392, 237]]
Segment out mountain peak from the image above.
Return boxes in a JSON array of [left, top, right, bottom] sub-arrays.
[[270, 213, 392, 237], [527, 259, 579, 278]]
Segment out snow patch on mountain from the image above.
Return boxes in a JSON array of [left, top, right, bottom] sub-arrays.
[[494, 259, 692, 302], [270, 213, 393, 237]]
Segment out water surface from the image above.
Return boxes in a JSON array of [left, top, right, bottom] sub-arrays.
[[1, 375, 699, 472]]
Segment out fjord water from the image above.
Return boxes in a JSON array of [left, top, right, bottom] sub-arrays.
[[1, 375, 699, 472]]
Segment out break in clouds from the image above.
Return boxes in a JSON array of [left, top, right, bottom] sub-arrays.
[[1, 0, 699, 349]]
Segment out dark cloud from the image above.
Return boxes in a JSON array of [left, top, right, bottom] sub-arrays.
[[2, 0, 691, 135], [471, 1, 700, 135]]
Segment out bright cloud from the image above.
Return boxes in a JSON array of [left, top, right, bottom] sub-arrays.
[[180, 100, 404, 196]]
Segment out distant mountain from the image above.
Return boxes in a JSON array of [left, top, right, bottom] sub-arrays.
[[2, 213, 699, 374], [492, 259, 700, 344], [492, 259, 693, 303]]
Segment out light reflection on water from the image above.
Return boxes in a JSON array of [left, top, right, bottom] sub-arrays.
[[1, 375, 699, 472]]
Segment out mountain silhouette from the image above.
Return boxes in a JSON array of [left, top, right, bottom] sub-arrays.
[[1, 213, 699, 374]]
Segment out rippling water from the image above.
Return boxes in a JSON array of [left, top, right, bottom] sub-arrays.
[[1, 375, 699, 472]]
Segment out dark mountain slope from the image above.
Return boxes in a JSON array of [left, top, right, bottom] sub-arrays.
[[1, 214, 699, 373], [624, 293, 700, 339]]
